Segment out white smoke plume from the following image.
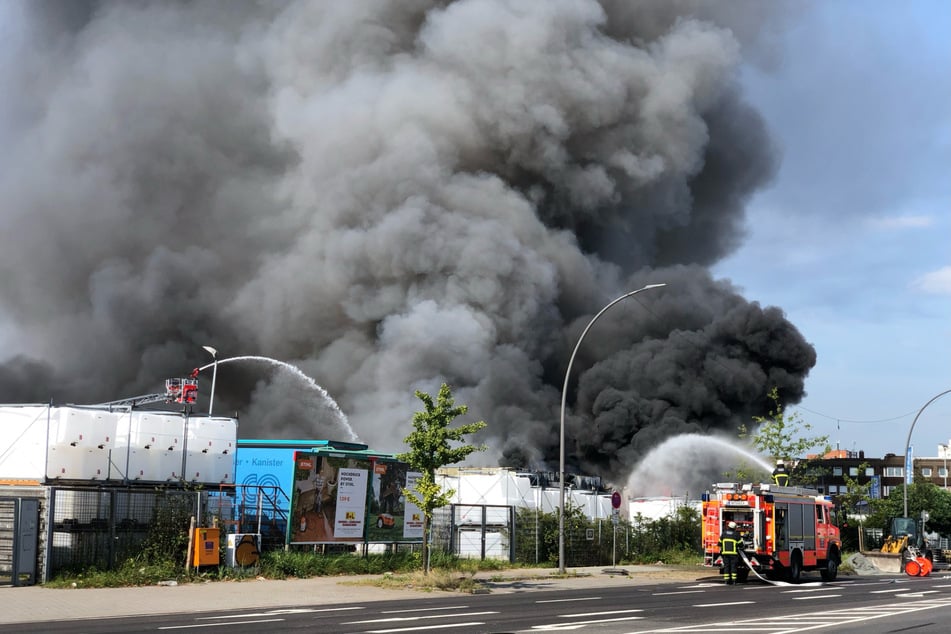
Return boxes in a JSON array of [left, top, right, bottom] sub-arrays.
[[0, 1, 814, 484]]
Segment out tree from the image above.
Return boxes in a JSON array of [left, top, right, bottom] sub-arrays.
[[742, 387, 830, 485], [397, 383, 487, 574], [867, 481, 951, 538]]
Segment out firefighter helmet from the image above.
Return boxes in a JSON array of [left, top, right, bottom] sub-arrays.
[[728, 521, 737, 528]]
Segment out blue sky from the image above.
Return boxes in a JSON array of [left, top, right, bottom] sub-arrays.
[[714, 0, 951, 459]]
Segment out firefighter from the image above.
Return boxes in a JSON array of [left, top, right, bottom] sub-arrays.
[[772, 460, 790, 486], [719, 521, 741, 585]]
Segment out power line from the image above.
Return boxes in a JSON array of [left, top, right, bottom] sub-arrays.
[[790, 404, 918, 425]]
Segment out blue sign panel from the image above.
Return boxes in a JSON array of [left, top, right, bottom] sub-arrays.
[[906, 446, 914, 485], [870, 475, 881, 500]]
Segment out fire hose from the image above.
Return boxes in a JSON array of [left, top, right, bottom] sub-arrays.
[[738, 550, 824, 587]]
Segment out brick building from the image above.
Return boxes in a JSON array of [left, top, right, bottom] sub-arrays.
[[803, 443, 951, 507]]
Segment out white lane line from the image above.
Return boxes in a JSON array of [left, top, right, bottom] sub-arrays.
[[692, 601, 756, 607], [530, 615, 644, 630], [345, 611, 498, 624], [367, 622, 485, 633], [536, 596, 602, 603], [783, 588, 828, 593], [380, 605, 469, 613], [559, 609, 643, 617], [158, 618, 285, 630], [792, 594, 841, 600], [196, 607, 363, 620]]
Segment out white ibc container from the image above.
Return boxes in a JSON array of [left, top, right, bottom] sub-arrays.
[[0, 405, 51, 481], [121, 412, 186, 482], [46, 408, 118, 480], [183, 416, 237, 484]]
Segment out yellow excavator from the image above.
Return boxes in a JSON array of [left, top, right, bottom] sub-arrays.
[[880, 516, 933, 575], [881, 533, 909, 554]]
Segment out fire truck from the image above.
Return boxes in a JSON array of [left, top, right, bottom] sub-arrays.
[[702, 481, 842, 583]]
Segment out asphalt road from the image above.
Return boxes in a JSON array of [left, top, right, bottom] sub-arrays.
[[7, 573, 951, 633]]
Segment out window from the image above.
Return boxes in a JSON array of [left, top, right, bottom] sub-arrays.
[[885, 467, 904, 477], [883, 485, 893, 497], [827, 485, 838, 494], [833, 467, 843, 476], [922, 467, 933, 477], [940, 467, 948, 478], [866, 467, 875, 476], [849, 467, 858, 477]]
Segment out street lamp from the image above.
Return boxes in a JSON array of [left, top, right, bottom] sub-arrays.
[[202, 346, 218, 416], [558, 283, 666, 574], [903, 388, 951, 517]]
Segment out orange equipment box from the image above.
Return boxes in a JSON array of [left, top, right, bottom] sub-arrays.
[[192, 527, 220, 567]]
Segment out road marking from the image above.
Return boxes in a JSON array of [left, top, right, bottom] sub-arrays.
[[627, 596, 951, 632], [783, 588, 827, 593], [367, 622, 485, 633], [558, 609, 643, 617], [345, 611, 498, 624], [380, 605, 469, 613], [692, 601, 755, 607], [792, 594, 841, 600], [195, 607, 363, 620], [530, 615, 645, 630], [536, 596, 602, 603], [159, 618, 285, 630]]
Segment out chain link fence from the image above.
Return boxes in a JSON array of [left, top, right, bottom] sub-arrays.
[[430, 504, 700, 567]]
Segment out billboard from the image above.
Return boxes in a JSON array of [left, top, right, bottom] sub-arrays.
[[288, 451, 423, 545], [366, 460, 423, 542], [290, 452, 371, 544]]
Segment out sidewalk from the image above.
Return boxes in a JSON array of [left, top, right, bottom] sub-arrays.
[[0, 564, 708, 625]]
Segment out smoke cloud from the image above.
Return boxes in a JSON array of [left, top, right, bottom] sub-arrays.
[[0, 1, 813, 487]]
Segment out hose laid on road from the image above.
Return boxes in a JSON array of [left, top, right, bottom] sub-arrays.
[[739, 551, 824, 587]]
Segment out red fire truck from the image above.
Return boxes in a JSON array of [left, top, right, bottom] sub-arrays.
[[702, 481, 842, 583]]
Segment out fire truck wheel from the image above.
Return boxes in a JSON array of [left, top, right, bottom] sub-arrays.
[[788, 552, 803, 583], [820, 556, 838, 581]]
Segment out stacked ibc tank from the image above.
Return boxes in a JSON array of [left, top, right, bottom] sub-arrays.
[[0, 405, 236, 485]]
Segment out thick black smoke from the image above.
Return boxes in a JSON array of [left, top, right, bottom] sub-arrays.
[[0, 1, 813, 484]]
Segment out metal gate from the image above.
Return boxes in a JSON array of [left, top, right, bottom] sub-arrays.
[[444, 504, 514, 562], [0, 498, 39, 586]]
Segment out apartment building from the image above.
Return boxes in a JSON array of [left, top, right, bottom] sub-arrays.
[[803, 444, 951, 506]]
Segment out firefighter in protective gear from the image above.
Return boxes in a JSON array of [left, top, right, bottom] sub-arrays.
[[719, 521, 742, 585], [772, 460, 790, 486]]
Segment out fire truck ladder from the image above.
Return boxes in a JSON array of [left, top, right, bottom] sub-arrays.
[[87, 393, 169, 410]]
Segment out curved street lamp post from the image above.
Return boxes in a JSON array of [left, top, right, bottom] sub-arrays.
[[559, 283, 666, 574], [202, 346, 218, 416], [903, 388, 951, 517]]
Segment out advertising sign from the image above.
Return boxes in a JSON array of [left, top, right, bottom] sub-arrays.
[[333, 468, 369, 539], [289, 452, 371, 544], [365, 460, 423, 542], [906, 446, 914, 485], [403, 471, 424, 540]]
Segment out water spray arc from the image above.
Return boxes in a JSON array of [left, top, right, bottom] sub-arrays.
[[197, 355, 359, 442], [559, 283, 666, 575]]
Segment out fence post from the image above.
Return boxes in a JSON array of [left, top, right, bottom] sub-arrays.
[[108, 489, 117, 570]]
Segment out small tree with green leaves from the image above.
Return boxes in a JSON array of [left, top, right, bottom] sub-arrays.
[[398, 383, 487, 574], [740, 387, 830, 485]]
